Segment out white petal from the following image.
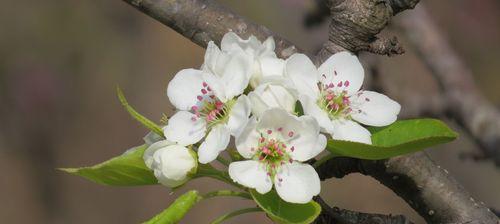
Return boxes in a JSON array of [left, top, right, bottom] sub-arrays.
[[219, 50, 253, 99], [285, 53, 320, 99], [288, 116, 326, 162], [221, 32, 262, 55], [235, 117, 260, 159], [260, 56, 285, 78], [262, 36, 276, 54], [163, 111, 207, 146], [202, 72, 227, 102], [257, 108, 303, 141], [228, 160, 272, 194], [167, 69, 206, 111], [227, 95, 251, 136], [202, 41, 221, 71], [198, 124, 231, 164], [298, 94, 335, 133], [143, 140, 174, 169], [350, 91, 401, 127], [249, 84, 296, 117], [153, 145, 197, 187], [318, 51, 364, 96], [330, 119, 372, 144], [274, 162, 320, 204]]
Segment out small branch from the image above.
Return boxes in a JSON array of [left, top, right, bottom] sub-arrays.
[[202, 190, 251, 200], [122, 0, 298, 58], [210, 207, 262, 224], [313, 196, 414, 224], [398, 4, 500, 166], [316, 153, 499, 223]]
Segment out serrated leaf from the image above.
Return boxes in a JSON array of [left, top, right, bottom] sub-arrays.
[[250, 190, 321, 224], [144, 190, 201, 224], [327, 119, 458, 160], [60, 145, 157, 186], [117, 86, 164, 137]]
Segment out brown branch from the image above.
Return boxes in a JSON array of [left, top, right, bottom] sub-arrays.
[[123, 0, 298, 58], [120, 0, 498, 223], [313, 196, 414, 224], [398, 4, 500, 166], [316, 154, 499, 223]]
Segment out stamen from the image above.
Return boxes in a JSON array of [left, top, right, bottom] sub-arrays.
[[201, 89, 208, 94], [288, 131, 294, 137], [267, 130, 272, 135], [197, 95, 203, 101], [202, 82, 208, 87], [344, 80, 350, 87]]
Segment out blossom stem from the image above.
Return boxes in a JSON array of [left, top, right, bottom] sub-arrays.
[[210, 207, 262, 224], [313, 152, 340, 168], [202, 190, 252, 200], [195, 164, 245, 190]]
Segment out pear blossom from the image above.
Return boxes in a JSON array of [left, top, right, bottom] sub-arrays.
[[285, 52, 401, 144], [165, 41, 253, 164], [228, 108, 326, 203], [143, 140, 197, 188], [221, 32, 285, 87]]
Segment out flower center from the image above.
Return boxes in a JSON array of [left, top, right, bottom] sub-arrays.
[[317, 81, 352, 119], [252, 128, 295, 179], [190, 82, 235, 128]]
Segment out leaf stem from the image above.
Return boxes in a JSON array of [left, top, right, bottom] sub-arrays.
[[116, 86, 164, 137], [202, 190, 251, 200], [210, 207, 262, 224], [195, 164, 244, 190]]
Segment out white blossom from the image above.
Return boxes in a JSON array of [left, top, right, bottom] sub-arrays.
[[228, 108, 326, 203], [285, 52, 401, 144], [164, 40, 253, 164], [143, 140, 197, 188]]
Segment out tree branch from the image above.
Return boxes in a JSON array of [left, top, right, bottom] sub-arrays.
[[398, 4, 500, 166], [316, 153, 499, 223], [122, 0, 298, 58]]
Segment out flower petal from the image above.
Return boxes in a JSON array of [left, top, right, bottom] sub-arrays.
[[318, 51, 364, 96], [248, 83, 296, 117], [167, 69, 206, 111], [202, 71, 227, 102], [274, 162, 320, 204], [153, 145, 196, 187], [330, 119, 372, 144], [235, 117, 260, 159], [350, 91, 401, 127], [229, 160, 272, 194], [219, 50, 253, 99], [143, 140, 174, 169], [298, 94, 335, 133], [227, 95, 251, 136], [285, 53, 320, 99], [198, 124, 231, 164], [163, 111, 207, 146], [288, 116, 326, 162], [221, 32, 262, 55], [257, 108, 302, 141]]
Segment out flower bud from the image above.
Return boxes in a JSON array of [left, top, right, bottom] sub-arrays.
[[143, 140, 197, 188]]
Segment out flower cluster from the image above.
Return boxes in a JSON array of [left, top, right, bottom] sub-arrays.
[[144, 32, 400, 203]]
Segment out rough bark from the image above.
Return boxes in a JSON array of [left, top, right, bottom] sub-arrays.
[[123, 0, 298, 58], [317, 154, 499, 223], [398, 4, 500, 166], [120, 0, 499, 223]]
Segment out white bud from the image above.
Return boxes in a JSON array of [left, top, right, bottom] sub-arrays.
[[144, 140, 197, 188]]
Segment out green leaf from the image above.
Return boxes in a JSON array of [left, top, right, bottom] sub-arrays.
[[326, 119, 458, 160], [144, 190, 201, 224], [250, 190, 321, 224], [60, 145, 157, 186], [117, 86, 164, 137]]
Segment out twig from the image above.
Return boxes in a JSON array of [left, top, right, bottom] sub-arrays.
[[316, 154, 499, 223], [398, 4, 500, 166]]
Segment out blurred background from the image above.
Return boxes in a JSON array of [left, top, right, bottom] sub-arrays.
[[0, 0, 499, 223]]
